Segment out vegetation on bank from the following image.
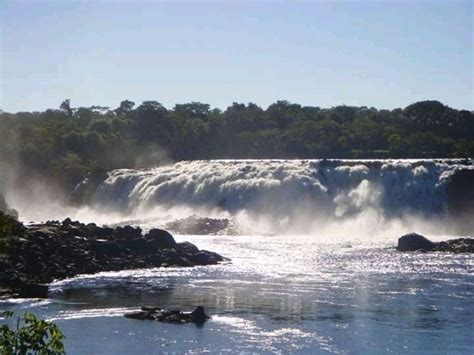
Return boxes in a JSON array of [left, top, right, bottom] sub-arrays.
[[0, 99, 472, 191], [0, 311, 65, 354]]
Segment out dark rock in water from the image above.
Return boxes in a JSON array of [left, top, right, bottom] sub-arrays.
[[397, 233, 435, 251], [124, 311, 155, 320], [124, 306, 210, 324], [177, 241, 200, 254], [397, 233, 474, 253], [0, 271, 49, 298], [166, 215, 234, 235], [146, 229, 177, 249], [190, 306, 210, 323], [190, 251, 223, 265], [432, 238, 474, 253]]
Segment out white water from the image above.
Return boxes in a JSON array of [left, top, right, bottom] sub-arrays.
[[87, 159, 470, 236]]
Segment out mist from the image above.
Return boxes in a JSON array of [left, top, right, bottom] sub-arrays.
[[3, 158, 463, 239]]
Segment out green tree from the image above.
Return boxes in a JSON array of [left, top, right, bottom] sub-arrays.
[[115, 100, 135, 116], [59, 99, 73, 117], [0, 311, 65, 354]]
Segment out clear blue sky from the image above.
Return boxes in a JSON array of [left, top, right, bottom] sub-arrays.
[[1, 0, 472, 112]]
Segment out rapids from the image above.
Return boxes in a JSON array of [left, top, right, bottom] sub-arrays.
[[92, 159, 472, 235]]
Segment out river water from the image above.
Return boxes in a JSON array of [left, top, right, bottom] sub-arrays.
[[2, 159, 473, 353], [2, 233, 472, 354]]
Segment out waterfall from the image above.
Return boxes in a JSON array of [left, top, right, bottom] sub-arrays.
[[95, 160, 472, 229]]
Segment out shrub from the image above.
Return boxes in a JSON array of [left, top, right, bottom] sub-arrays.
[[0, 311, 65, 354]]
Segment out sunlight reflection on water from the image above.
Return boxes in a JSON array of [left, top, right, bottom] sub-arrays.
[[2, 234, 473, 353]]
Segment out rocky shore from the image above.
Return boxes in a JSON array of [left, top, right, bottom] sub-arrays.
[[0, 212, 228, 299], [397, 233, 474, 253]]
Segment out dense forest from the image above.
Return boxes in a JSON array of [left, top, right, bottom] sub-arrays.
[[0, 99, 473, 192]]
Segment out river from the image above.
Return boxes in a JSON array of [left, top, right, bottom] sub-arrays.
[[1, 159, 473, 353]]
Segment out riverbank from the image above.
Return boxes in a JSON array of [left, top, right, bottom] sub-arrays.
[[0, 213, 228, 298]]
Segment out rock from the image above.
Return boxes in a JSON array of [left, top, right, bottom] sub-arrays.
[[145, 229, 177, 249], [93, 240, 122, 257], [0, 287, 14, 299], [177, 241, 200, 254], [432, 238, 474, 253], [16, 282, 49, 298], [0, 216, 228, 299], [166, 215, 232, 235], [124, 311, 154, 320], [190, 306, 210, 323], [115, 225, 142, 239], [191, 250, 225, 265], [397, 233, 473, 253], [397, 233, 435, 251], [124, 306, 210, 324]]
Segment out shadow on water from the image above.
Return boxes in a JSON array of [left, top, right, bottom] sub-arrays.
[[50, 284, 177, 309]]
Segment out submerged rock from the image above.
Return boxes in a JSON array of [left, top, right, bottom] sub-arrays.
[[165, 215, 237, 235], [397, 233, 473, 253], [124, 306, 210, 324], [397, 233, 435, 251]]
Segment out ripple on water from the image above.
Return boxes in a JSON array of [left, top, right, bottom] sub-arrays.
[[3, 233, 473, 353]]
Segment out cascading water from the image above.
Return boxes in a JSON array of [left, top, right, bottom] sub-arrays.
[[94, 159, 472, 235]]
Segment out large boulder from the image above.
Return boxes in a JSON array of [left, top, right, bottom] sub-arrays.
[[397, 233, 435, 251], [145, 229, 177, 249]]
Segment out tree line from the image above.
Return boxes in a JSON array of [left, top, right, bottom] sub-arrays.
[[0, 99, 472, 191]]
